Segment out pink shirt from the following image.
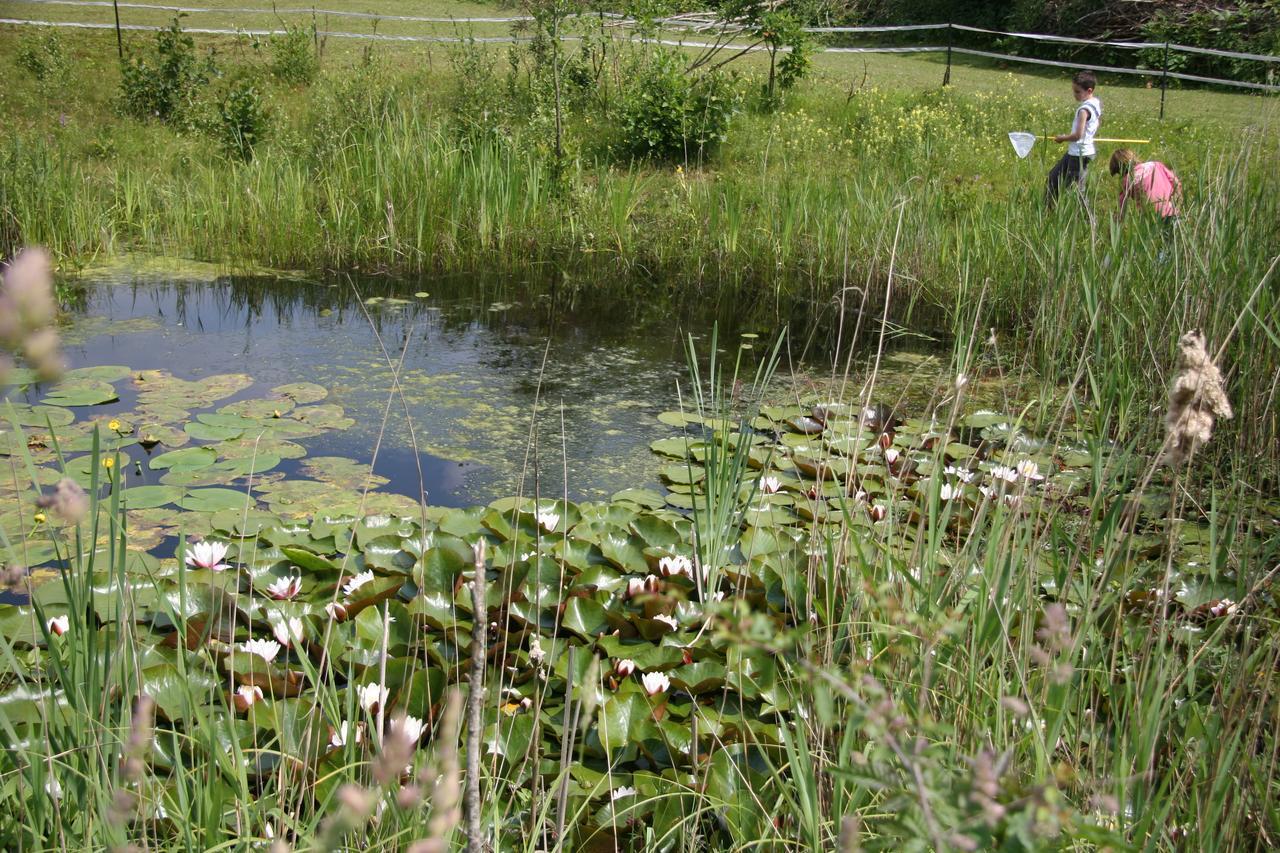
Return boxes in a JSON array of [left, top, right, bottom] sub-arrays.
[[1120, 161, 1181, 218]]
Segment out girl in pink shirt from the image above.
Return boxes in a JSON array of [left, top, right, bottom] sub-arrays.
[[1110, 148, 1181, 221]]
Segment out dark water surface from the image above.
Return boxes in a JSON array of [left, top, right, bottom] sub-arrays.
[[47, 260, 763, 507]]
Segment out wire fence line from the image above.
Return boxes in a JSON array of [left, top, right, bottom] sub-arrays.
[[3, 2, 1278, 94]]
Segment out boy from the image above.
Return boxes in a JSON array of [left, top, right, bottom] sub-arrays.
[[1110, 148, 1181, 222], [1046, 71, 1102, 208]]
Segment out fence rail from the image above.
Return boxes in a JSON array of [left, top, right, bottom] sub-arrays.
[[3, 3, 1278, 95]]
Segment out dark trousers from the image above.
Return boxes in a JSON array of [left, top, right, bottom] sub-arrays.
[[1046, 152, 1093, 207]]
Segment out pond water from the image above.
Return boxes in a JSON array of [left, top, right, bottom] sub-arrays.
[[37, 260, 751, 507]]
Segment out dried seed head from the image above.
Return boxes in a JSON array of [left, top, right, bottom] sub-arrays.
[[1163, 330, 1232, 466], [36, 478, 89, 524]]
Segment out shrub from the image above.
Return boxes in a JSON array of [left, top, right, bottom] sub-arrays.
[[119, 17, 213, 126], [617, 48, 741, 162], [270, 24, 319, 86], [15, 27, 69, 84], [217, 78, 270, 160]]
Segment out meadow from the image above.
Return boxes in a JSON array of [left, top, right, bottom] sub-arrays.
[[1, 5, 1280, 851]]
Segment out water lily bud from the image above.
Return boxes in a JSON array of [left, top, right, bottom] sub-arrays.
[[47, 615, 70, 636], [614, 659, 637, 678]]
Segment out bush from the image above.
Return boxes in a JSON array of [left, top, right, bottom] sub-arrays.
[[270, 24, 319, 86], [15, 27, 69, 84], [217, 78, 270, 160], [119, 17, 213, 126], [617, 48, 740, 162]]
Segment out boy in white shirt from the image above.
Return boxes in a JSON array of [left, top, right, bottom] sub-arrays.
[[1046, 70, 1102, 207]]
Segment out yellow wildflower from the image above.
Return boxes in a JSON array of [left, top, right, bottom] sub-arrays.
[[108, 419, 121, 432]]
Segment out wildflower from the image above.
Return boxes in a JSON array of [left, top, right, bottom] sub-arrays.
[[267, 575, 302, 600], [233, 684, 264, 711], [1014, 459, 1044, 481], [625, 577, 646, 599], [358, 682, 389, 714], [758, 476, 781, 494], [108, 419, 121, 432], [47, 615, 69, 636], [241, 638, 281, 663], [536, 510, 560, 533], [611, 786, 636, 801], [325, 601, 349, 621], [185, 540, 230, 572], [35, 478, 89, 524], [342, 570, 375, 597], [989, 465, 1018, 484], [614, 659, 637, 678], [640, 672, 670, 696], [330, 720, 365, 749], [1208, 599, 1237, 618], [658, 555, 692, 579], [1163, 330, 1233, 466], [652, 613, 678, 632]]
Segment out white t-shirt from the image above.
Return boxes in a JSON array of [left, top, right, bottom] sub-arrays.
[[1067, 96, 1102, 158]]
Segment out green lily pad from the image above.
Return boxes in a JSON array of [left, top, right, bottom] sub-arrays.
[[41, 379, 119, 407], [121, 485, 183, 510], [176, 488, 255, 512], [150, 446, 218, 471], [272, 382, 328, 404]]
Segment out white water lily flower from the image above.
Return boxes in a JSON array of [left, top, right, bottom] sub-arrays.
[[611, 786, 637, 801], [325, 601, 348, 621], [235, 684, 264, 709], [641, 672, 671, 696], [45, 777, 62, 801], [241, 638, 281, 663], [46, 615, 69, 636], [990, 465, 1019, 484], [269, 614, 305, 647], [185, 540, 230, 571], [625, 577, 646, 599], [1015, 459, 1045, 481], [358, 682, 389, 714], [938, 482, 958, 501], [330, 720, 364, 749], [266, 575, 302, 600], [536, 510, 560, 533], [1002, 494, 1022, 508], [342, 570, 375, 598], [1209, 599, 1237, 618], [390, 714, 425, 744], [978, 485, 997, 500], [658, 555, 693, 579], [614, 659, 637, 678], [652, 613, 678, 632], [758, 476, 781, 494], [643, 574, 661, 593], [883, 448, 900, 465], [868, 504, 887, 522], [944, 465, 975, 484]]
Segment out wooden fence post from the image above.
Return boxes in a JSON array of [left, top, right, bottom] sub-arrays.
[[112, 0, 123, 59], [943, 22, 953, 86], [1159, 41, 1170, 119]]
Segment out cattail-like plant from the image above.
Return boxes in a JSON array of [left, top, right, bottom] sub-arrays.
[[1162, 330, 1233, 466]]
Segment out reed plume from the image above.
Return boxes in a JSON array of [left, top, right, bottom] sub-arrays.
[[1163, 330, 1232, 466]]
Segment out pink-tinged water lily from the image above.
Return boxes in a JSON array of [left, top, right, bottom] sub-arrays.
[[233, 684, 264, 711], [46, 615, 69, 636], [342, 570, 375, 597], [329, 720, 365, 749], [1015, 459, 1045, 481], [852, 489, 868, 503], [358, 682, 389, 714], [269, 614, 305, 647], [938, 482, 959, 501], [266, 575, 302, 600], [536, 510, 560, 533], [883, 448, 900, 465], [758, 476, 781, 494], [614, 659, 637, 678], [658, 555, 693, 579], [185, 540, 230, 571], [643, 574, 662, 594], [868, 504, 888, 522], [653, 613, 678, 632], [241, 638, 281, 663], [325, 601, 349, 621], [641, 672, 671, 696], [625, 577, 646, 599], [989, 465, 1019, 484]]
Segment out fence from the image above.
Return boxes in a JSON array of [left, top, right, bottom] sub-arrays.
[[4, 0, 1279, 114]]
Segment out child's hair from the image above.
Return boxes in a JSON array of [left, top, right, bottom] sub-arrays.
[[1073, 70, 1097, 91], [1109, 148, 1138, 176]]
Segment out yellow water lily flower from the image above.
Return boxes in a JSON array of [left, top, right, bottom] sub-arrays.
[[108, 419, 121, 432]]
